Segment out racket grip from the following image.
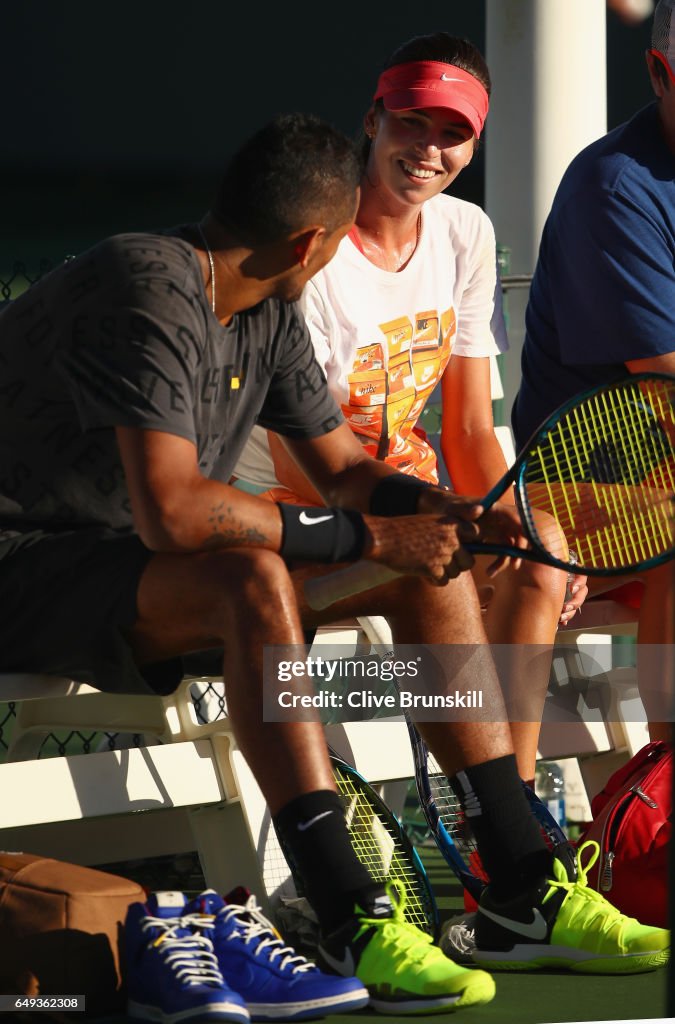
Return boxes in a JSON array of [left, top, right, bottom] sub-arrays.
[[304, 561, 400, 610]]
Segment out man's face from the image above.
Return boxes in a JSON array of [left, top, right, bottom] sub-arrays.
[[647, 49, 675, 155]]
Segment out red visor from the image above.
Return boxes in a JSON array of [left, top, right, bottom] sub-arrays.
[[374, 61, 489, 138]]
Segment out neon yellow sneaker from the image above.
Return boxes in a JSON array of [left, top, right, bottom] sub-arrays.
[[474, 840, 669, 974], [317, 881, 496, 1014]]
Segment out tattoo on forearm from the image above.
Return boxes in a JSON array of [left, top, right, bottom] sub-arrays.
[[205, 502, 268, 547]]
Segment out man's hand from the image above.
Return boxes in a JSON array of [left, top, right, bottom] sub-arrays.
[[470, 501, 530, 575], [362, 510, 482, 585], [418, 488, 528, 576]]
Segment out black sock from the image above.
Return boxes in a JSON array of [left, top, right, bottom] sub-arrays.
[[273, 790, 386, 932], [450, 754, 552, 899]]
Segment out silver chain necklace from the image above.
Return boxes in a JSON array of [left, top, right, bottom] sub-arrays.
[[197, 224, 216, 314]]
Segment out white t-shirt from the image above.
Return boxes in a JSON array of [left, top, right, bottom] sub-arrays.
[[234, 193, 507, 488]]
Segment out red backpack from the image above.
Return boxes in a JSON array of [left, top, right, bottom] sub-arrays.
[[579, 741, 671, 927]]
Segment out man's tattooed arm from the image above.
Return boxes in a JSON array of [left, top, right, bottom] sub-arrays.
[[203, 501, 269, 548], [115, 426, 283, 553]]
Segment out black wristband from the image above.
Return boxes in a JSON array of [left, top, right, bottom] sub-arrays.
[[369, 475, 435, 517], [277, 504, 366, 563]]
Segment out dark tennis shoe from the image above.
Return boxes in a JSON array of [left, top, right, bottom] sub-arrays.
[[439, 912, 477, 965], [474, 841, 669, 974]]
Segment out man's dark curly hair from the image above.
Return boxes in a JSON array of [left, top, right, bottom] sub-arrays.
[[212, 113, 362, 245]]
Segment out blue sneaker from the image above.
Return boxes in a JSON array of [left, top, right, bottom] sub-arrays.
[[125, 891, 250, 1023], [185, 889, 369, 1020]]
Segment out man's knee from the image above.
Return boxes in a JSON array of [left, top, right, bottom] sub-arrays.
[[209, 548, 293, 607], [146, 546, 295, 628], [381, 569, 484, 628], [131, 547, 298, 660]]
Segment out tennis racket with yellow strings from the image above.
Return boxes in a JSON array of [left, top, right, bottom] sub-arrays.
[[305, 373, 675, 610], [265, 748, 439, 944]]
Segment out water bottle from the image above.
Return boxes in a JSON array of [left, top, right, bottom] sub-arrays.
[[536, 761, 566, 831]]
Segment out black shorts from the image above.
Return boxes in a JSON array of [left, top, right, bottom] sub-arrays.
[[0, 527, 181, 695]]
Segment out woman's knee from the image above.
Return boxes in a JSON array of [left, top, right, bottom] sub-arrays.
[[643, 560, 674, 591], [520, 508, 569, 600], [513, 557, 567, 602]]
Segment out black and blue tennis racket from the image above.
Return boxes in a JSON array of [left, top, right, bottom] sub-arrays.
[[305, 373, 675, 610], [407, 721, 568, 901]]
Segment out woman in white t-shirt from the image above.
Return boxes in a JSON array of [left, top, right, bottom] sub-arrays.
[[235, 32, 588, 784]]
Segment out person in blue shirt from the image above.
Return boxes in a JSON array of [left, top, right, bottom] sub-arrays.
[[513, 0, 675, 741]]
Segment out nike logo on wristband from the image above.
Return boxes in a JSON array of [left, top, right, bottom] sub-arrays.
[[479, 906, 548, 940], [297, 810, 334, 831], [299, 512, 334, 526]]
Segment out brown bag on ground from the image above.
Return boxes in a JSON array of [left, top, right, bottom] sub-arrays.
[[0, 852, 145, 1013]]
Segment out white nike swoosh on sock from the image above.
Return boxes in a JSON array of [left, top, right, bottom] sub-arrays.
[[297, 809, 334, 831], [478, 906, 548, 941]]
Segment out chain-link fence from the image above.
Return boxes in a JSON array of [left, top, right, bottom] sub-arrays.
[[0, 259, 56, 304], [0, 679, 229, 762]]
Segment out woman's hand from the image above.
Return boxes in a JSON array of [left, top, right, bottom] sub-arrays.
[[559, 571, 589, 625]]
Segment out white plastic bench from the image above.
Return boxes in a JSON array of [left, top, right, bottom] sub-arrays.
[[0, 675, 271, 899], [0, 606, 645, 916], [0, 620, 415, 914]]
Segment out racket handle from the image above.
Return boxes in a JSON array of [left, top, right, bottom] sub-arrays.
[[304, 561, 400, 610]]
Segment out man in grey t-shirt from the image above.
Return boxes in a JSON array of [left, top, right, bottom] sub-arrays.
[[0, 230, 341, 534], [2, 113, 663, 1014]]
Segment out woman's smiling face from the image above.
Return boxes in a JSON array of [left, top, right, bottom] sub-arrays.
[[366, 105, 476, 204]]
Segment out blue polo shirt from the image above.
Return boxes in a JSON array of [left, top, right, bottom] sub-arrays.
[[512, 103, 675, 449]]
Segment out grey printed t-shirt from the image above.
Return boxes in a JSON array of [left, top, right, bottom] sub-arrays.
[[0, 231, 342, 532]]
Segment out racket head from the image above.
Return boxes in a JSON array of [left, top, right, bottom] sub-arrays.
[[268, 749, 438, 941], [408, 721, 485, 902], [515, 374, 675, 576], [522, 785, 568, 849], [410, 725, 568, 900], [329, 751, 439, 940]]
